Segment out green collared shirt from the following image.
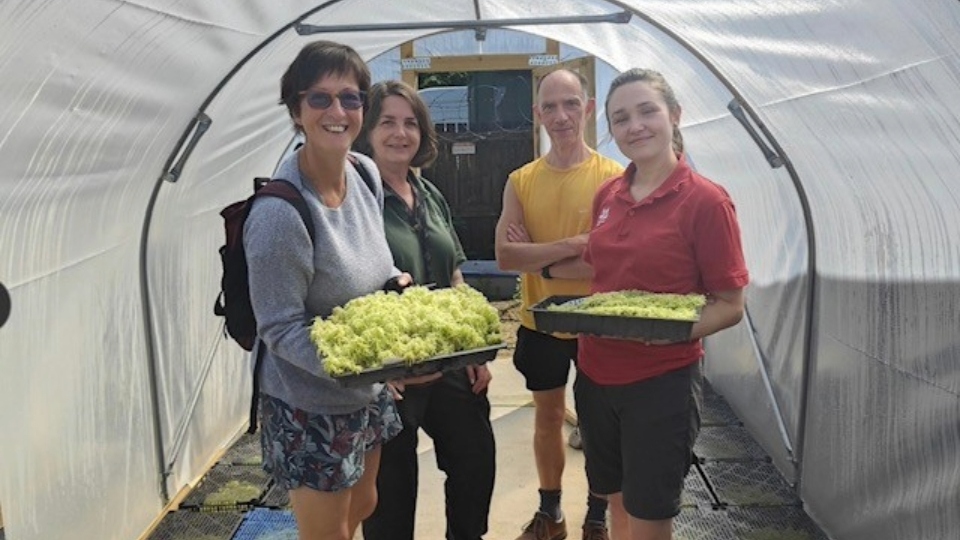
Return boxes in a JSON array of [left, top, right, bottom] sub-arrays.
[[383, 170, 466, 287]]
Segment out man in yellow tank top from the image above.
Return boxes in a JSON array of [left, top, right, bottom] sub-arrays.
[[495, 69, 623, 540]]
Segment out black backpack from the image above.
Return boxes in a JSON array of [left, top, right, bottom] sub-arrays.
[[214, 179, 313, 351], [214, 155, 375, 433]]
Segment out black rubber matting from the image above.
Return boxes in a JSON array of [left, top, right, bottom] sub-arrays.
[[180, 464, 272, 511], [724, 506, 829, 539], [694, 425, 770, 462], [700, 382, 741, 427], [146, 510, 243, 540], [221, 433, 263, 466], [682, 467, 713, 509], [261, 482, 290, 509], [675, 506, 829, 540], [675, 507, 741, 539], [702, 461, 801, 507]]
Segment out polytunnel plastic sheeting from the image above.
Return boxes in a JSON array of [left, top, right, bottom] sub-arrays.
[[1, 1, 959, 540], [682, 112, 811, 481]]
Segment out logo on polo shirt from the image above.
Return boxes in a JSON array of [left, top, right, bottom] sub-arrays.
[[597, 207, 610, 227]]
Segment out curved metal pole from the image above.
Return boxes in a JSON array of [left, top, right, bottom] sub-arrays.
[[0, 281, 10, 328], [296, 11, 631, 35], [140, 0, 821, 502], [744, 307, 796, 461]]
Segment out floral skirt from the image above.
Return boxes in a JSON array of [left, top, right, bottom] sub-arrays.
[[259, 387, 402, 492]]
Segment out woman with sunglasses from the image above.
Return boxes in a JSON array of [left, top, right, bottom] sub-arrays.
[[243, 41, 410, 539], [355, 80, 496, 540]]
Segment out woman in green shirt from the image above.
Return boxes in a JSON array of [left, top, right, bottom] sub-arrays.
[[355, 80, 496, 540]]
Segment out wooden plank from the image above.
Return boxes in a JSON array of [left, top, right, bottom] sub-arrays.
[[546, 39, 560, 57], [407, 54, 534, 73], [400, 41, 417, 87]]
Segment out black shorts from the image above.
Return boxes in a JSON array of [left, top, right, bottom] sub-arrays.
[[512, 325, 578, 391], [574, 361, 702, 520]]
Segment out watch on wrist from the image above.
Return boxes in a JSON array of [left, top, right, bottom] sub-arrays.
[[541, 264, 554, 279]]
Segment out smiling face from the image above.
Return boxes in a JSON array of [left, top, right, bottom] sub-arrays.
[[607, 80, 681, 165], [369, 95, 421, 168], [293, 72, 363, 155]]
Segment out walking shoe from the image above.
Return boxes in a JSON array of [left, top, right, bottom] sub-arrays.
[[581, 521, 609, 540], [568, 425, 583, 450], [516, 511, 567, 540]]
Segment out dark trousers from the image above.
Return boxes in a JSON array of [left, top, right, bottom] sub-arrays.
[[362, 369, 496, 540]]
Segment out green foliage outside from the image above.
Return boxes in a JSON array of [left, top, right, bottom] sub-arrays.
[[419, 71, 469, 88]]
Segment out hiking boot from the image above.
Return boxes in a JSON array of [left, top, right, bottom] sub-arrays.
[[568, 426, 583, 450], [581, 521, 609, 540], [516, 511, 567, 540]]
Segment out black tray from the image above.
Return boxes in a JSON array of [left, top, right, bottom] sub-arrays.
[[530, 295, 695, 341], [333, 344, 506, 388]]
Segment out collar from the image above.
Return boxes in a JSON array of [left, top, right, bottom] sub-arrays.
[[383, 169, 423, 201], [614, 154, 690, 206]]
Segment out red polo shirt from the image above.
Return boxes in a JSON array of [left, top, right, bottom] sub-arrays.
[[579, 156, 749, 385]]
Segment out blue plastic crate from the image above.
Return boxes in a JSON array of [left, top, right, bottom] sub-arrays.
[[232, 508, 297, 540]]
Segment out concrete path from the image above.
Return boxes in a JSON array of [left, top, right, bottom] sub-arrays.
[[403, 353, 587, 539]]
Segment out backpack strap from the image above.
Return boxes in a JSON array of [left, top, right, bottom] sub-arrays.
[[255, 179, 316, 242], [245, 179, 313, 434], [348, 153, 377, 196], [247, 341, 266, 434]]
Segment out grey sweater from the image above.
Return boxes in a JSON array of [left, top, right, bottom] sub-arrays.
[[243, 150, 397, 414]]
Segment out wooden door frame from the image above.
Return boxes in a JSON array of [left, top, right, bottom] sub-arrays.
[[400, 39, 561, 87], [399, 39, 597, 154]]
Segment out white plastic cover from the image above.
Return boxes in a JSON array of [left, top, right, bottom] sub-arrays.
[[1, 1, 958, 539]]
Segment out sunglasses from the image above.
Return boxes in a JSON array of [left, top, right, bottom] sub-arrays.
[[300, 90, 366, 111]]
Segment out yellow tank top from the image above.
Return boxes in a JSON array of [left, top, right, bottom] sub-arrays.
[[510, 150, 624, 332]]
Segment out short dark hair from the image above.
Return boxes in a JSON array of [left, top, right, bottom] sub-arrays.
[[354, 80, 439, 168], [279, 40, 371, 132]]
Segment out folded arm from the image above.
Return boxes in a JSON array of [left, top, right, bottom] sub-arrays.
[[546, 255, 593, 281], [495, 180, 586, 272]]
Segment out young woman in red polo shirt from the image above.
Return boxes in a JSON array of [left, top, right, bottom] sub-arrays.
[[553, 68, 750, 540]]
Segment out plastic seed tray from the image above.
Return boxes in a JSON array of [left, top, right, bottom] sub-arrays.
[[530, 295, 696, 341], [333, 344, 505, 388]]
